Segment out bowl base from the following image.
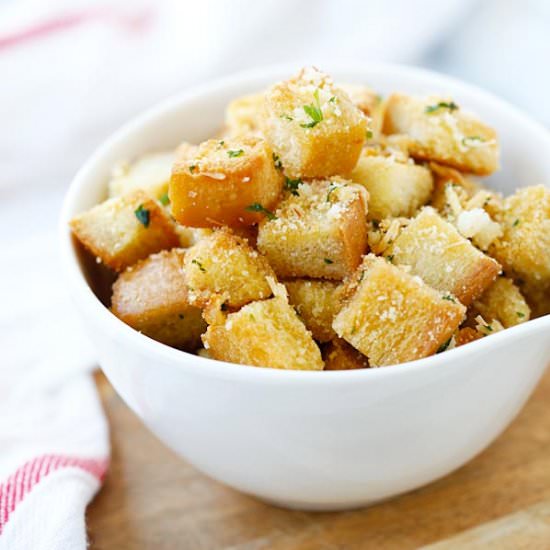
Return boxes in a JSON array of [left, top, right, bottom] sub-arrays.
[[258, 495, 384, 512]]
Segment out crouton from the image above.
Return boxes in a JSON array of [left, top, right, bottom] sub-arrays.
[[108, 152, 174, 200], [521, 281, 550, 319], [111, 249, 205, 349], [202, 282, 323, 370], [70, 190, 180, 272], [384, 207, 500, 305], [339, 83, 379, 117], [383, 94, 499, 175], [257, 178, 368, 279], [224, 92, 265, 137], [470, 277, 530, 328], [332, 255, 465, 366], [351, 151, 433, 220], [323, 338, 369, 370], [284, 279, 343, 342], [169, 135, 284, 228], [184, 228, 275, 309], [455, 327, 483, 347], [263, 67, 367, 178], [490, 185, 550, 287]]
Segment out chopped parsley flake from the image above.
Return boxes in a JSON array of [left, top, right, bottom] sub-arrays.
[[218, 140, 225, 146], [358, 270, 365, 283], [301, 89, 323, 128], [326, 183, 338, 202], [159, 192, 170, 206], [227, 149, 244, 158], [246, 203, 277, 220], [516, 311, 525, 318], [437, 338, 452, 353], [484, 324, 493, 332], [191, 259, 206, 272], [329, 96, 337, 103], [280, 114, 293, 121], [285, 176, 302, 196], [386, 255, 394, 263], [425, 101, 459, 114], [366, 129, 374, 139], [513, 219, 520, 227], [442, 294, 456, 302], [189, 164, 197, 173], [324, 258, 334, 264], [134, 204, 150, 228], [272, 153, 283, 170]]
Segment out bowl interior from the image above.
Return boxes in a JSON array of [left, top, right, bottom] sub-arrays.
[[61, 62, 550, 371]]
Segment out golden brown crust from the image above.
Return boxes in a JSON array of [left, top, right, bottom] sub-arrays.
[[263, 67, 367, 178], [322, 338, 369, 370], [257, 178, 368, 280], [384, 207, 501, 305], [455, 327, 483, 347], [284, 279, 343, 342], [202, 293, 323, 371], [70, 190, 180, 272], [169, 136, 283, 228], [333, 255, 466, 366], [184, 228, 275, 309], [224, 93, 266, 137], [383, 94, 499, 175], [111, 249, 205, 349]]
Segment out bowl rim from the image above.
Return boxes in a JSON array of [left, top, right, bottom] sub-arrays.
[[59, 60, 550, 383]]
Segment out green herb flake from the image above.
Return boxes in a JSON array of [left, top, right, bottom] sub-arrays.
[[462, 135, 485, 146], [516, 311, 526, 318], [329, 96, 337, 103], [245, 203, 277, 220], [366, 129, 374, 139], [484, 324, 493, 332], [442, 294, 456, 303], [227, 149, 244, 158], [218, 140, 225, 146], [191, 259, 206, 272], [301, 88, 324, 128], [189, 164, 197, 174], [425, 101, 459, 114], [326, 183, 338, 202], [386, 255, 394, 263], [513, 218, 520, 227], [358, 270, 366, 283], [134, 204, 150, 228], [284, 176, 302, 196], [324, 258, 334, 264], [272, 153, 283, 170], [437, 338, 452, 353], [159, 192, 170, 206], [280, 114, 293, 121]]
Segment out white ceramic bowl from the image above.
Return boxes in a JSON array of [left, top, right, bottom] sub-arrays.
[[60, 63, 550, 511]]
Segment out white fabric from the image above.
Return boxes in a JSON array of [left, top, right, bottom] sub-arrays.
[[1, 0, 547, 548]]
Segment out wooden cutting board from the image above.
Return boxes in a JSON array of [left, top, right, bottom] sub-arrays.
[[87, 366, 550, 549]]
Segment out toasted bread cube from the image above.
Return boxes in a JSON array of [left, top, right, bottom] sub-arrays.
[[169, 136, 283, 228], [70, 190, 180, 272], [339, 84, 379, 117], [184, 228, 275, 309], [323, 338, 369, 370], [384, 207, 500, 305], [257, 178, 368, 279], [351, 151, 433, 220], [202, 284, 323, 371], [285, 279, 343, 342], [471, 277, 530, 328], [333, 255, 465, 366], [111, 249, 205, 349], [383, 94, 499, 175], [490, 186, 550, 287], [224, 93, 265, 137], [108, 152, 174, 200], [521, 281, 550, 319], [263, 67, 367, 178], [455, 327, 483, 347]]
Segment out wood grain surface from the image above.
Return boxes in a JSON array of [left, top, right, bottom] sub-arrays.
[[87, 367, 550, 549]]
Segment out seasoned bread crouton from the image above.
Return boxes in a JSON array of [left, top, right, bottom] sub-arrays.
[[184, 228, 275, 309], [490, 185, 550, 287], [70, 190, 180, 272], [470, 277, 530, 328], [202, 282, 323, 370], [111, 249, 205, 349], [383, 94, 499, 175], [169, 136, 283, 228], [351, 151, 433, 220], [224, 93, 265, 137], [521, 281, 550, 319], [263, 67, 367, 178], [339, 83, 379, 117], [384, 207, 501, 305], [322, 338, 369, 370], [333, 255, 465, 366], [455, 327, 483, 347], [108, 152, 174, 200], [257, 178, 368, 279], [285, 279, 343, 342]]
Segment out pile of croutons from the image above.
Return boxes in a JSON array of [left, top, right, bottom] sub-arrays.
[[70, 67, 550, 370]]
